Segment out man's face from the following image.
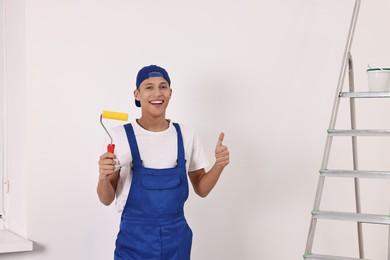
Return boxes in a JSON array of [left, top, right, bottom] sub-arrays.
[[134, 76, 172, 116]]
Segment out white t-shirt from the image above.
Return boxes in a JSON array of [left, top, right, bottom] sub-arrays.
[[108, 120, 210, 212]]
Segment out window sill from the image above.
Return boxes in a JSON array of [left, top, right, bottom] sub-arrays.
[[0, 230, 33, 254]]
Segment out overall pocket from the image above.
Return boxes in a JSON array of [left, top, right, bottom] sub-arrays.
[[141, 175, 181, 215]]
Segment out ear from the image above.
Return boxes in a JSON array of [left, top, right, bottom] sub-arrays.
[[134, 89, 139, 101]]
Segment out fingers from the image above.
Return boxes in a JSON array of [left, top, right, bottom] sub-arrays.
[[215, 132, 229, 168], [215, 148, 230, 168], [99, 152, 116, 161], [216, 132, 225, 147], [98, 152, 118, 180]]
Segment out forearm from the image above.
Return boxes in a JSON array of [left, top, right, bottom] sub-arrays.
[[194, 164, 224, 197], [97, 177, 116, 206]]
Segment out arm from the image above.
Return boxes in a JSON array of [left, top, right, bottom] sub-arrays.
[[188, 132, 230, 197], [97, 152, 120, 205]]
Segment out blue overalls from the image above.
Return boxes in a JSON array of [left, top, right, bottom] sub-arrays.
[[114, 123, 193, 260]]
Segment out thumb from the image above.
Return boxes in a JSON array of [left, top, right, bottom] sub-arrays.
[[216, 132, 225, 147]]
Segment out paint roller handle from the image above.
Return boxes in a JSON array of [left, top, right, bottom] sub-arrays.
[[107, 144, 115, 153], [107, 144, 121, 171]]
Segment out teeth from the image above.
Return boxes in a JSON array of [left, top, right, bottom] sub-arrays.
[[150, 101, 163, 104]]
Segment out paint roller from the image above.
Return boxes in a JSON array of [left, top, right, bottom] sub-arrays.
[[100, 111, 129, 153]]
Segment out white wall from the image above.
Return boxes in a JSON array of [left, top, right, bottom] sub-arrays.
[[3, 0, 390, 259]]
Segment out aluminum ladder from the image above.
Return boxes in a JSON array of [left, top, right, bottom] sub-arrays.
[[303, 0, 390, 259]]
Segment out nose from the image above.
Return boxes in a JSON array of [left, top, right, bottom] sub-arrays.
[[152, 88, 163, 96]]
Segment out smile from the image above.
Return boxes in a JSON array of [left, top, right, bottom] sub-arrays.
[[150, 101, 164, 105]]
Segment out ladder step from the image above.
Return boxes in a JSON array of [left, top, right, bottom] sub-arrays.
[[320, 169, 390, 179], [312, 211, 390, 224], [304, 254, 372, 260], [340, 91, 390, 99], [328, 129, 390, 136]]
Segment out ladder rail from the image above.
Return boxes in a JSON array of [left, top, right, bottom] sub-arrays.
[[347, 52, 364, 258], [327, 0, 361, 132], [305, 0, 361, 255]]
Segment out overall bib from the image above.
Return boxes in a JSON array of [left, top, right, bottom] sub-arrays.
[[114, 123, 193, 260]]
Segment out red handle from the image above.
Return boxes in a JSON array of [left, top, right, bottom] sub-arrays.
[[107, 144, 115, 153]]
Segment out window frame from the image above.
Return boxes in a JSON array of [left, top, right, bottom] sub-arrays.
[[0, 0, 32, 253], [0, 0, 4, 218]]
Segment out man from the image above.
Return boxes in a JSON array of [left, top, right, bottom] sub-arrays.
[[98, 65, 230, 259]]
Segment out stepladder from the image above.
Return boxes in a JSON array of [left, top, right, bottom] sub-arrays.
[[304, 0, 390, 259]]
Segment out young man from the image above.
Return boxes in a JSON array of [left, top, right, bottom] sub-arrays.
[[97, 65, 230, 260]]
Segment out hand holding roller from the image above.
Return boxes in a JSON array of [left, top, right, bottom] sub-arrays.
[[100, 111, 129, 171]]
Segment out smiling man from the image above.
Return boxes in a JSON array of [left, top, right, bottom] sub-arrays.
[[97, 65, 230, 260]]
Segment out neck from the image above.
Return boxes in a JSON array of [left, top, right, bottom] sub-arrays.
[[137, 116, 170, 132]]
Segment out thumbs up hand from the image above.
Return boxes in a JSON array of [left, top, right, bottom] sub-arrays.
[[215, 132, 230, 168]]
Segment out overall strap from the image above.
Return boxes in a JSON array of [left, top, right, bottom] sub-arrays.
[[173, 123, 186, 168], [124, 123, 142, 167]]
